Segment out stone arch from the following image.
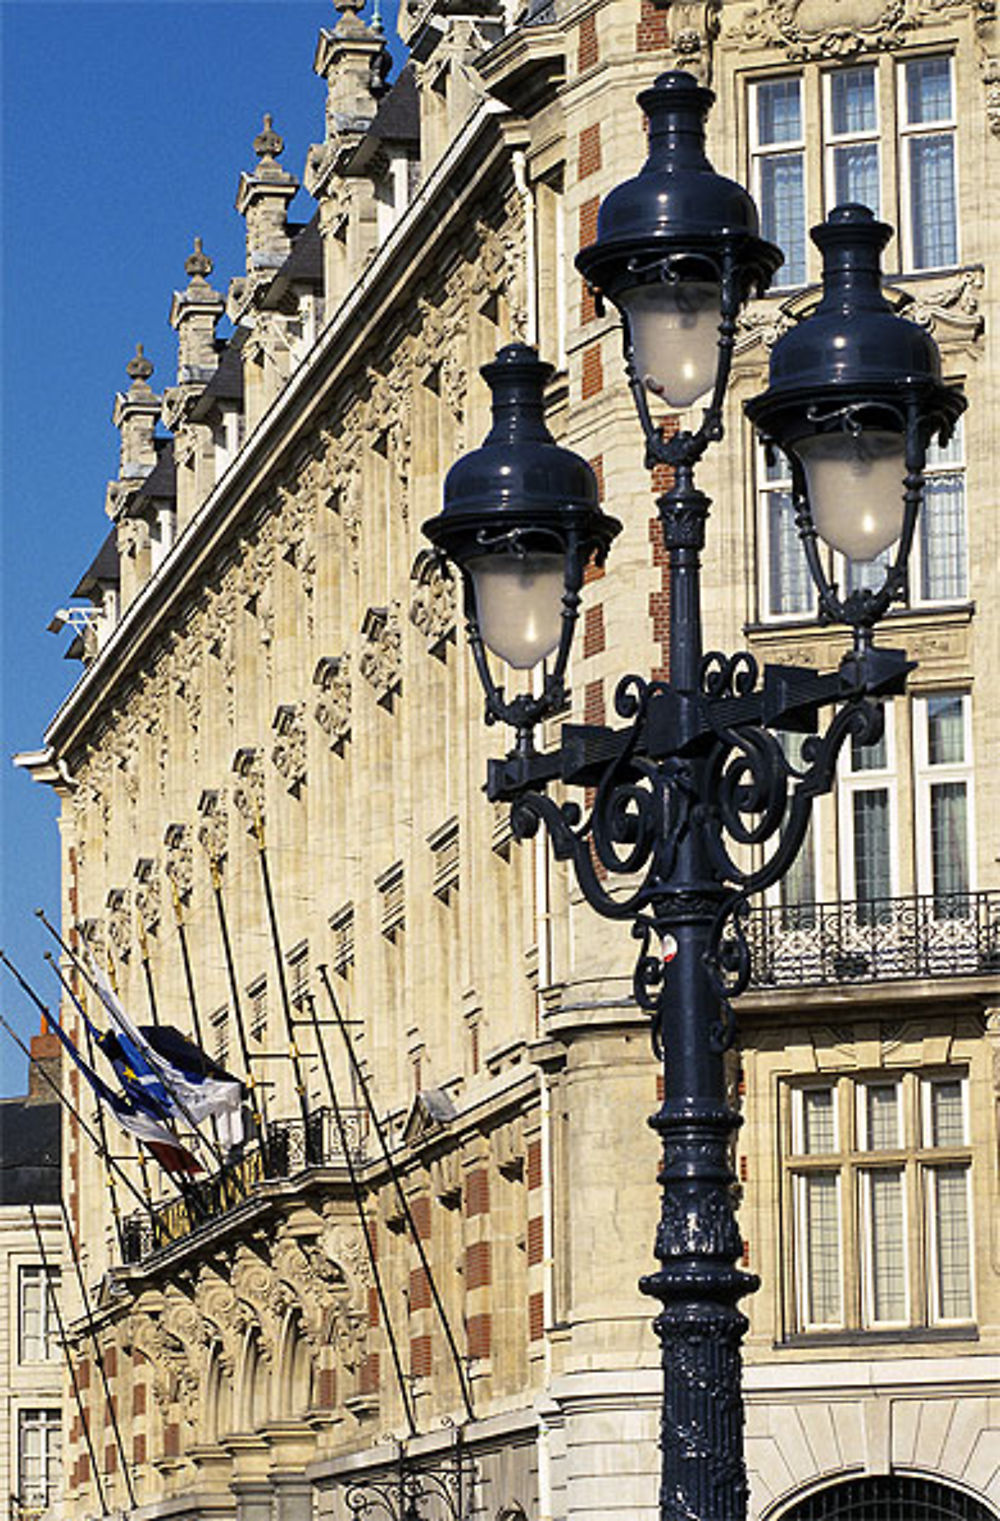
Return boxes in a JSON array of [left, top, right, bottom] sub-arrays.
[[276, 1308, 314, 1419], [769, 1473, 999, 1520], [236, 1327, 270, 1432], [201, 1340, 233, 1445]]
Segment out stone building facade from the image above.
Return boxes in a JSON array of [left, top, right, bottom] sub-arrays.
[[19, 0, 1000, 1518]]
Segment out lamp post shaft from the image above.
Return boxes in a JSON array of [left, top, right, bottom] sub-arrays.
[[641, 474, 757, 1521]]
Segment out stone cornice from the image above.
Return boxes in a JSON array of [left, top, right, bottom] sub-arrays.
[[43, 100, 510, 769]]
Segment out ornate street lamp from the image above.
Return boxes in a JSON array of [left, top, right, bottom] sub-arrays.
[[425, 71, 964, 1521]]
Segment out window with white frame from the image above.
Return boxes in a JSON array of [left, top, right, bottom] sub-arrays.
[[916, 421, 967, 604], [825, 65, 881, 215], [758, 444, 813, 620], [838, 703, 897, 919], [17, 1408, 61, 1511], [900, 56, 958, 270], [749, 56, 959, 284], [751, 77, 807, 288], [19, 1266, 60, 1363], [913, 692, 974, 916], [787, 1070, 974, 1334]]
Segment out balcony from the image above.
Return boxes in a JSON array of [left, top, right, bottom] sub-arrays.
[[747, 890, 1000, 990], [120, 1106, 366, 1265]]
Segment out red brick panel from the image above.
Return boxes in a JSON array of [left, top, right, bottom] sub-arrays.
[[103, 1346, 117, 1379], [133, 1434, 146, 1467], [132, 1383, 146, 1417], [527, 1140, 542, 1191], [583, 604, 605, 658], [410, 1333, 433, 1378], [578, 12, 599, 71], [104, 1445, 117, 1475], [581, 343, 604, 399], [466, 1313, 492, 1360], [584, 679, 605, 726], [527, 1214, 545, 1266], [164, 1424, 180, 1458], [77, 1358, 90, 1391], [637, 0, 670, 51], [466, 1240, 492, 1290], [578, 123, 602, 181], [465, 1168, 490, 1217], [410, 1194, 432, 1240], [579, 194, 600, 250], [317, 1367, 337, 1407], [368, 1284, 381, 1326], [409, 1266, 431, 1311], [528, 1291, 545, 1341]]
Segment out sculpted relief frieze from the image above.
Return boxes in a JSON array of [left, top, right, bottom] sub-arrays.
[[314, 655, 352, 753], [733, 0, 981, 57], [409, 549, 457, 657]]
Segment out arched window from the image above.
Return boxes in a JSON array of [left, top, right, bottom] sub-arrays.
[[778, 1475, 997, 1520]]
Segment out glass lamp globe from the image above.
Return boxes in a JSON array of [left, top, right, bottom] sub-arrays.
[[464, 551, 566, 669], [794, 428, 906, 561], [620, 281, 722, 408]]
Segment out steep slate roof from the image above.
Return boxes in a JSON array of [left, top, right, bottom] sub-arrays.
[[131, 437, 177, 510], [368, 64, 420, 144], [190, 326, 248, 419], [73, 527, 120, 599], [0, 1097, 61, 1205], [260, 215, 324, 311]]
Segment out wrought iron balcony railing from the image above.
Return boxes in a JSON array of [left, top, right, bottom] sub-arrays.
[[746, 890, 1000, 991], [120, 1106, 366, 1265]]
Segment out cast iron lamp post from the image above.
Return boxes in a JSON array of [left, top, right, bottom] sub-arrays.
[[424, 71, 964, 1521]]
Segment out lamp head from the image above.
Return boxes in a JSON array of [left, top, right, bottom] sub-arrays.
[[423, 344, 620, 670], [746, 205, 965, 563], [576, 71, 782, 410]]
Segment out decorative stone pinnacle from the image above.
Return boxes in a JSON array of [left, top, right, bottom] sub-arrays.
[[335, 0, 365, 15], [185, 236, 213, 281], [253, 113, 284, 163], [126, 343, 154, 384]]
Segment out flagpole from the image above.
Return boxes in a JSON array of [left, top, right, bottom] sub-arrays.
[[28, 1204, 109, 1519], [36, 910, 229, 1179], [251, 809, 311, 1133], [317, 964, 475, 1423], [42, 951, 128, 1261], [206, 850, 270, 1160], [167, 878, 228, 1163], [57, 1194, 137, 1508], [301, 980, 417, 1438], [136, 912, 161, 1027], [0, 958, 171, 1219]]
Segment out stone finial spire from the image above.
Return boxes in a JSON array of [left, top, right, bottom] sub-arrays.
[[234, 112, 299, 282], [170, 237, 224, 385], [126, 343, 155, 390], [113, 345, 161, 485], [306, 2, 390, 197]]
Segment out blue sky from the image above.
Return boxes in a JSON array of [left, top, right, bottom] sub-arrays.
[[0, 0, 401, 1095]]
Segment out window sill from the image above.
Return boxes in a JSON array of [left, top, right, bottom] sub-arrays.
[[778, 1324, 978, 1349]]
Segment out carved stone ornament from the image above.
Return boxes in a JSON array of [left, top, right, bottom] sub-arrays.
[[197, 788, 228, 866], [271, 702, 307, 795], [358, 603, 402, 708], [164, 822, 193, 903], [897, 267, 985, 347], [657, 0, 722, 81], [731, 0, 976, 58], [365, 367, 413, 519], [232, 746, 266, 831], [469, 203, 529, 339], [106, 887, 131, 963], [134, 857, 161, 935], [984, 52, 1000, 137], [409, 549, 457, 657], [313, 655, 352, 752]]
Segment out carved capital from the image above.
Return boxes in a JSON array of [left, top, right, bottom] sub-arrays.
[[359, 603, 402, 708]]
